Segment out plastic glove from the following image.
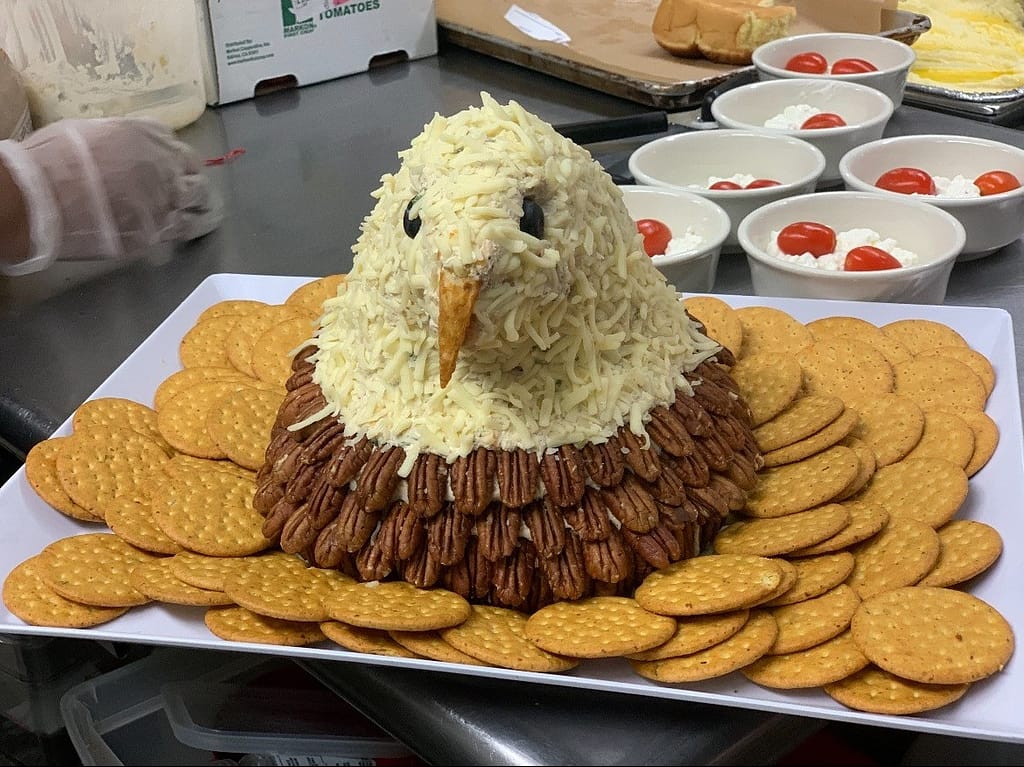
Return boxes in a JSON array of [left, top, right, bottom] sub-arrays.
[[0, 116, 222, 276]]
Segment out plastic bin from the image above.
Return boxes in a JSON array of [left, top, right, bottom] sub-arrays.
[[61, 646, 418, 766]]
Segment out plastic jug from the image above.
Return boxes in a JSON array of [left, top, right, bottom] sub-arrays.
[[0, 0, 207, 130]]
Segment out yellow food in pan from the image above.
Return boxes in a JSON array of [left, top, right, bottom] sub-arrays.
[[900, 0, 1024, 92]]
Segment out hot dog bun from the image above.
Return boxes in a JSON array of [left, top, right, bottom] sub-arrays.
[[653, 0, 796, 65]]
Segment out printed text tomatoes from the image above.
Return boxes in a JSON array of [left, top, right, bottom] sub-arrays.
[[831, 58, 878, 74], [844, 245, 902, 271], [875, 167, 936, 195], [800, 113, 847, 129], [777, 221, 837, 257], [974, 170, 1022, 196], [784, 52, 828, 74], [636, 218, 672, 257]]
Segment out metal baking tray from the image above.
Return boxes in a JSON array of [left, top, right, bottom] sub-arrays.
[[438, 9, 932, 111], [903, 82, 1024, 126]]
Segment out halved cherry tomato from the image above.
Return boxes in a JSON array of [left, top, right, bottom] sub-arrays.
[[800, 112, 847, 130], [974, 170, 1022, 196], [636, 218, 672, 257], [777, 221, 837, 257], [831, 57, 878, 74], [844, 245, 902, 271], [784, 52, 828, 74], [875, 167, 936, 195], [709, 180, 743, 190], [746, 178, 782, 189]]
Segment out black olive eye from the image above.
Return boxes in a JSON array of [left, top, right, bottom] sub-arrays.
[[520, 197, 544, 239], [403, 198, 421, 238]]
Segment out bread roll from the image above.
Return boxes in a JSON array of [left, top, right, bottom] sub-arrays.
[[653, 0, 796, 65]]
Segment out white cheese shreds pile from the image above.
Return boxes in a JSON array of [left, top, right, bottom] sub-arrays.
[[304, 93, 721, 472]]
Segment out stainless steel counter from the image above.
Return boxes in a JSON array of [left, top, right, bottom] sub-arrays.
[[1, 43, 1023, 766]]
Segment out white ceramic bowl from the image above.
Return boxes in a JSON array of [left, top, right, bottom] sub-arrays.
[[736, 191, 966, 304], [839, 134, 1024, 259], [710, 78, 894, 188], [752, 32, 916, 107], [619, 185, 730, 292], [627, 130, 826, 253]]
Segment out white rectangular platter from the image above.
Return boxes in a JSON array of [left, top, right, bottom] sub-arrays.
[[1, 273, 1022, 744]]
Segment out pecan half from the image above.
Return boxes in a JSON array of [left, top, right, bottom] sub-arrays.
[[618, 426, 661, 482], [688, 483, 731, 520], [693, 429, 734, 472], [297, 420, 348, 465], [622, 518, 683, 570], [474, 502, 522, 561], [284, 462, 320, 504], [427, 504, 474, 566], [490, 541, 537, 609], [646, 459, 686, 505], [407, 452, 447, 517], [284, 365, 314, 393], [290, 345, 317, 374], [675, 451, 710, 488], [334, 491, 380, 552], [326, 436, 374, 489], [312, 515, 346, 568], [279, 503, 322, 554], [466, 537, 496, 600], [261, 497, 300, 540], [354, 446, 405, 511], [539, 532, 589, 601], [582, 530, 632, 583], [646, 405, 696, 458], [599, 474, 660, 533], [708, 474, 747, 511], [525, 498, 567, 558], [564, 490, 613, 542], [400, 543, 442, 588], [253, 479, 284, 516], [276, 381, 322, 429], [539, 444, 586, 507], [580, 435, 625, 487], [389, 501, 425, 561], [496, 448, 540, 508], [690, 377, 734, 417], [672, 390, 715, 436], [522, 567, 556, 614], [451, 448, 497, 516], [356, 521, 395, 581]]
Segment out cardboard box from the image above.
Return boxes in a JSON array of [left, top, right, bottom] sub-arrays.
[[200, 0, 438, 105]]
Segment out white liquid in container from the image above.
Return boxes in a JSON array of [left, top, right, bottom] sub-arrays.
[[0, 0, 207, 130]]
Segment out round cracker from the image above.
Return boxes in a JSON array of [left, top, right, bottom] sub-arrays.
[[72, 397, 173, 454], [880, 318, 969, 355], [713, 504, 851, 557], [225, 303, 306, 377], [853, 457, 968, 529], [797, 338, 894, 405], [321, 621, 422, 658], [753, 394, 846, 453], [325, 581, 471, 632], [634, 554, 785, 616], [768, 583, 861, 655], [901, 410, 975, 469], [285, 274, 347, 317], [625, 610, 750, 661], [440, 604, 578, 673], [2, 555, 129, 628], [917, 520, 1003, 588], [851, 586, 1014, 685], [128, 557, 234, 606], [919, 346, 995, 399], [743, 629, 869, 689], [790, 498, 889, 557], [847, 393, 925, 467], [742, 445, 860, 519], [179, 314, 242, 369], [846, 517, 941, 600], [154, 366, 257, 411], [204, 605, 326, 646], [39, 532, 157, 608], [956, 409, 1000, 478], [206, 387, 286, 471], [524, 596, 677, 658], [728, 351, 804, 427], [196, 299, 270, 323], [389, 630, 492, 665], [25, 437, 102, 522], [169, 550, 253, 592], [765, 551, 856, 606], [760, 407, 860, 468], [156, 379, 276, 459], [223, 551, 352, 622], [105, 495, 185, 556], [825, 666, 969, 715], [893, 356, 988, 416], [734, 306, 812, 359], [834, 436, 877, 501], [630, 610, 778, 683], [251, 315, 317, 387], [683, 295, 744, 357], [806, 316, 912, 366]]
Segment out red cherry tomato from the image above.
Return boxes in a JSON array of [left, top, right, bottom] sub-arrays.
[[777, 221, 837, 257], [709, 180, 743, 190], [830, 57, 878, 74], [745, 178, 782, 189], [636, 218, 673, 257], [800, 112, 847, 130], [844, 245, 902, 271], [974, 170, 1022, 196], [784, 52, 828, 74], [875, 167, 936, 195]]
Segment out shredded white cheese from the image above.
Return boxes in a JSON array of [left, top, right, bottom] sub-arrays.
[[306, 94, 721, 473]]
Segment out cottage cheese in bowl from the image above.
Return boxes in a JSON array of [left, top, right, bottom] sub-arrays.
[[764, 104, 821, 129], [767, 227, 920, 270]]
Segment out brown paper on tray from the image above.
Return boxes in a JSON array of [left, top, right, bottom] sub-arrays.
[[436, 0, 900, 90]]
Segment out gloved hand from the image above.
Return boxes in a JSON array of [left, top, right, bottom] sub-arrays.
[[0, 116, 222, 276]]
